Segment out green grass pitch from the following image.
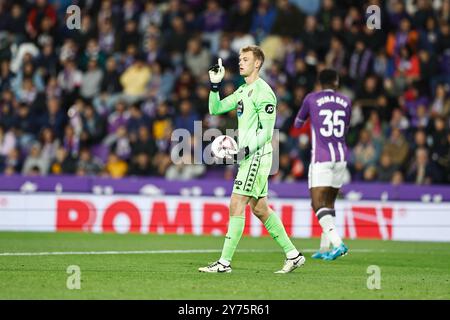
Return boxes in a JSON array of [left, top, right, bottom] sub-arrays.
[[0, 232, 449, 299]]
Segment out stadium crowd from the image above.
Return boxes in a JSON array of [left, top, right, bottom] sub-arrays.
[[0, 0, 449, 184]]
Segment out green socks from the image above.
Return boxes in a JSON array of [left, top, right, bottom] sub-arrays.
[[264, 212, 297, 257], [219, 213, 298, 265], [219, 215, 245, 264]]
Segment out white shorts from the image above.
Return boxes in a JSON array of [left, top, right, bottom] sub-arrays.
[[308, 161, 347, 189]]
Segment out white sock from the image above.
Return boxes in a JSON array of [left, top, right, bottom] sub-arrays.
[[286, 249, 300, 259], [319, 232, 331, 252], [219, 258, 230, 266], [318, 212, 343, 248]]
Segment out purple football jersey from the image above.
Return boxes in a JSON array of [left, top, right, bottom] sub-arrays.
[[294, 89, 352, 163]]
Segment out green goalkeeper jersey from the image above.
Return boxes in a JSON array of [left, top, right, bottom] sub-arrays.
[[209, 77, 277, 155]]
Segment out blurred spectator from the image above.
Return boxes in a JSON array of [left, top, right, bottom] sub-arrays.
[[272, 0, 305, 38], [350, 129, 381, 180], [80, 59, 104, 99], [185, 37, 211, 78], [162, 15, 190, 58], [80, 38, 107, 71], [0, 60, 15, 92], [72, 14, 97, 53], [0, 90, 15, 130], [391, 170, 405, 185], [430, 116, 449, 175], [76, 147, 103, 176], [174, 100, 200, 134], [386, 17, 418, 58], [363, 165, 378, 182], [412, 129, 429, 150], [300, 16, 329, 60], [105, 152, 128, 178], [98, 18, 116, 54], [382, 127, 410, 167], [22, 142, 49, 175], [389, 108, 410, 131], [413, 0, 435, 30], [325, 36, 346, 73], [62, 124, 80, 157], [227, 0, 253, 34], [2, 147, 22, 174], [430, 84, 450, 118], [116, 19, 141, 53], [131, 125, 157, 158], [199, 0, 227, 54], [15, 77, 38, 105], [406, 147, 441, 184], [153, 151, 173, 177], [364, 110, 384, 143], [275, 100, 293, 133], [12, 104, 38, 150], [377, 153, 399, 182], [39, 127, 59, 162], [394, 45, 421, 86], [97, 0, 120, 28], [45, 76, 62, 100], [128, 152, 154, 177], [127, 103, 151, 141], [354, 76, 381, 118], [104, 125, 132, 161], [49, 146, 76, 175], [152, 102, 173, 147], [11, 61, 45, 94], [26, 0, 57, 40], [57, 59, 82, 107], [0, 125, 16, 158], [35, 42, 58, 78], [291, 0, 320, 16], [81, 103, 105, 146], [417, 49, 437, 94], [349, 39, 373, 83], [107, 101, 130, 135], [445, 131, 450, 183], [101, 57, 123, 96], [215, 34, 239, 74], [120, 55, 151, 103], [67, 98, 84, 139], [139, 1, 162, 33], [6, 4, 27, 42]]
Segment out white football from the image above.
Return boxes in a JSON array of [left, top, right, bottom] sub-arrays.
[[211, 135, 238, 159]]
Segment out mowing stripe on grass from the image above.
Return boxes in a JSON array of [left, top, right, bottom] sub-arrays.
[[0, 248, 378, 256]]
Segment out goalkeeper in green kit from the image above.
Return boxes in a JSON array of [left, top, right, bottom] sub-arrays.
[[198, 46, 305, 273]]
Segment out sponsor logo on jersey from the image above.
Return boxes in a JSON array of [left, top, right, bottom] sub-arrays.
[[265, 104, 274, 114], [237, 100, 244, 117]]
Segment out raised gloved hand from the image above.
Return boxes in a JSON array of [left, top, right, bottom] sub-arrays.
[[208, 58, 225, 92]]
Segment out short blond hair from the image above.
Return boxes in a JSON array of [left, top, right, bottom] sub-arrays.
[[239, 45, 265, 69]]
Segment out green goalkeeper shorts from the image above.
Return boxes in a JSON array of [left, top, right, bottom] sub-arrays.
[[232, 147, 272, 199]]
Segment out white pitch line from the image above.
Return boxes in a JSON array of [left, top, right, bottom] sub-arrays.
[[0, 249, 379, 257]]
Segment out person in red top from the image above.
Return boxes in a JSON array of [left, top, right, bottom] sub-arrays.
[[395, 45, 421, 82], [26, 0, 57, 39]]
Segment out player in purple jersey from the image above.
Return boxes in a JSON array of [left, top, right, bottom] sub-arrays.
[[294, 69, 350, 261]]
